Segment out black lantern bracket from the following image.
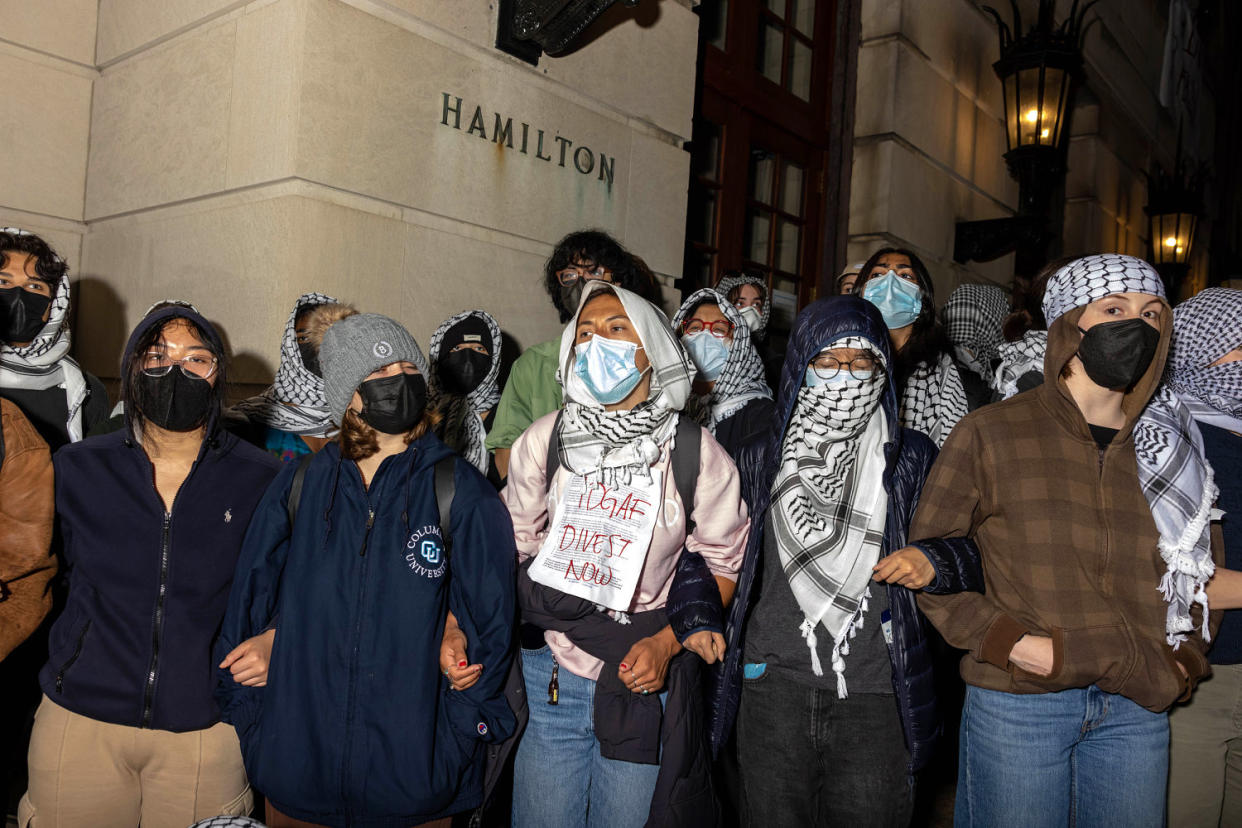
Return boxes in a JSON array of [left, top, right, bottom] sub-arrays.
[[953, 0, 1099, 279]]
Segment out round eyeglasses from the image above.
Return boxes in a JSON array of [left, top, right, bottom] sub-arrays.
[[141, 352, 218, 380], [809, 356, 883, 381], [556, 264, 611, 286], [680, 318, 734, 338]]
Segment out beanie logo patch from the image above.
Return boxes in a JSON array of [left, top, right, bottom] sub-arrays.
[[373, 340, 393, 359]]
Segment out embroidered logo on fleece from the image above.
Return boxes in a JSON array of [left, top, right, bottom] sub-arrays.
[[405, 525, 446, 578], [224, 509, 232, 523]]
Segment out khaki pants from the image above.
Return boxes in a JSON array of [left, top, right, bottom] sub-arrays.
[[17, 695, 252, 828], [1169, 663, 1242, 827]]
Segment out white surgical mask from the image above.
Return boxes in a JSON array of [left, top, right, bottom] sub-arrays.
[[737, 305, 762, 333]]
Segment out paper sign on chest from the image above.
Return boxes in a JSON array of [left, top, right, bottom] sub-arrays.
[[529, 470, 663, 611]]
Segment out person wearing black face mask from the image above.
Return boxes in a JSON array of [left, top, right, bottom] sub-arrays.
[[914, 255, 1221, 827], [429, 310, 504, 487], [228, 294, 357, 462], [216, 312, 519, 828], [19, 306, 281, 827], [0, 228, 110, 451]]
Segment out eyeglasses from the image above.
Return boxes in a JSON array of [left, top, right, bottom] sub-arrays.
[[809, 356, 883, 381], [680, 318, 734, 338], [141, 351, 218, 379], [557, 264, 611, 286]]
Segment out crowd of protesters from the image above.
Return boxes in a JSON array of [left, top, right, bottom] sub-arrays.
[[0, 224, 1239, 828]]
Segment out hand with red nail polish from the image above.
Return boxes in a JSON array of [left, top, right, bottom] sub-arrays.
[[440, 611, 484, 691]]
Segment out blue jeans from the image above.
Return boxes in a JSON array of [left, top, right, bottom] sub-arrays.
[[511, 646, 661, 828], [956, 685, 1169, 828]]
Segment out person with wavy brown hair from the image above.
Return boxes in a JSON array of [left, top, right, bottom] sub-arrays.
[[216, 313, 517, 828]]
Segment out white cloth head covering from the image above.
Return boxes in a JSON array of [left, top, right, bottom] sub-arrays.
[[0, 228, 88, 442], [671, 288, 772, 435], [769, 335, 890, 697], [428, 309, 503, 473], [1043, 254, 1214, 647], [229, 292, 339, 437], [556, 280, 693, 483]]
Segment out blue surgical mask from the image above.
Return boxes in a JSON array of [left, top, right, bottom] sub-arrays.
[[682, 331, 730, 382], [863, 270, 923, 330], [574, 334, 647, 404], [804, 367, 874, 388]]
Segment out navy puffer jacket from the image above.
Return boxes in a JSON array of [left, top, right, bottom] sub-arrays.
[[709, 296, 983, 774]]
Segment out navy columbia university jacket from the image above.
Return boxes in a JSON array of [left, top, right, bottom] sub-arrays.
[[711, 296, 984, 774], [215, 433, 516, 828], [43, 306, 282, 732]]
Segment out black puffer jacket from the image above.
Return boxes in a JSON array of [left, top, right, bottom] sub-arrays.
[[707, 296, 984, 774]]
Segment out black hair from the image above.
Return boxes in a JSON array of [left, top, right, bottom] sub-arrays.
[[853, 247, 950, 386], [122, 315, 229, 438], [544, 230, 660, 322], [1002, 256, 1074, 342], [0, 230, 66, 297]]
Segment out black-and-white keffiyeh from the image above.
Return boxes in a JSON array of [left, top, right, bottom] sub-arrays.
[[558, 281, 693, 485], [901, 352, 967, 448], [428, 309, 503, 473], [994, 330, 1048, 400], [769, 336, 889, 697], [230, 292, 338, 437], [0, 229, 89, 442], [671, 288, 772, 434], [714, 273, 771, 336], [943, 283, 1009, 379], [1168, 288, 1242, 434], [1043, 254, 1216, 647]]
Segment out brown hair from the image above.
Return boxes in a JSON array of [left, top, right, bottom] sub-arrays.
[[303, 303, 359, 351], [338, 407, 441, 461]]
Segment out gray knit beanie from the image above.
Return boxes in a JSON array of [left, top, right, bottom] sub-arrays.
[[320, 313, 428, 424]]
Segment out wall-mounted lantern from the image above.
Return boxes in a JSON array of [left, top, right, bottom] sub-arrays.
[[1145, 162, 1203, 296], [498, 0, 643, 61], [954, 0, 1097, 279]]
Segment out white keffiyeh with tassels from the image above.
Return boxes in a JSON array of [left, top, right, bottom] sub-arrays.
[[768, 336, 889, 697], [899, 352, 967, 448], [1044, 254, 1216, 648]]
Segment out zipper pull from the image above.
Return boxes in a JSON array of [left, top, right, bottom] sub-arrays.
[[547, 663, 559, 705], [359, 509, 375, 557]]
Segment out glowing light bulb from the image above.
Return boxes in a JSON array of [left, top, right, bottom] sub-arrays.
[[1025, 109, 1039, 124], [1040, 128, 1050, 139], [1164, 236, 1179, 248], [1176, 246, 1185, 255]]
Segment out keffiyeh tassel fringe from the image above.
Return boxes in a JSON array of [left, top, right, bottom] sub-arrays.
[[1158, 473, 1219, 648]]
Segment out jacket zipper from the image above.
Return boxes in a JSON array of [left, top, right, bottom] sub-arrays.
[[55, 620, 92, 693], [141, 511, 173, 727], [342, 501, 376, 821]]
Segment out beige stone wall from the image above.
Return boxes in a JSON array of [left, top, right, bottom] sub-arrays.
[[0, 0, 97, 275], [850, 0, 1187, 299], [21, 0, 699, 383]]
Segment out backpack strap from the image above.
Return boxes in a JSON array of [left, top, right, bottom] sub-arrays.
[[544, 410, 565, 493], [672, 415, 701, 533], [434, 454, 457, 557], [285, 452, 314, 526]]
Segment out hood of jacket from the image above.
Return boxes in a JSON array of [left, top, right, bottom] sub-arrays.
[[757, 296, 902, 498], [1039, 302, 1173, 443], [121, 305, 227, 439]]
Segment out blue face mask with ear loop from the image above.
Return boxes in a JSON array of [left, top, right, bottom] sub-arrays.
[[682, 330, 731, 382], [573, 334, 648, 404], [863, 270, 924, 330]]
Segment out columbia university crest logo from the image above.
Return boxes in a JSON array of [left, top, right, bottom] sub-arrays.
[[405, 525, 446, 578]]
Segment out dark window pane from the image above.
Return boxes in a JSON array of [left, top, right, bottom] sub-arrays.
[[780, 160, 804, 216], [789, 0, 814, 35], [749, 149, 776, 205], [757, 20, 783, 84], [745, 209, 772, 264], [787, 38, 812, 100]]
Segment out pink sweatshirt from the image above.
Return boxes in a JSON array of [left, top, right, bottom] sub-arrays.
[[503, 412, 750, 679]]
